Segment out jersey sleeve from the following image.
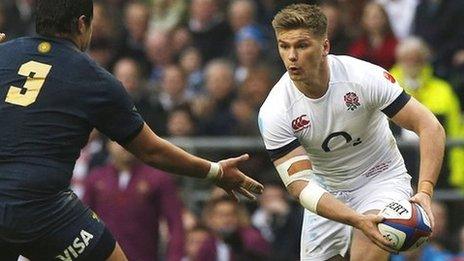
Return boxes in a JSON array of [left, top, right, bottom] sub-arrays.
[[85, 75, 144, 145], [363, 65, 411, 118], [258, 107, 300, 161]]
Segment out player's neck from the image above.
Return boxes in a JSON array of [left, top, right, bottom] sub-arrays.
[[294, 60, 330, 99]]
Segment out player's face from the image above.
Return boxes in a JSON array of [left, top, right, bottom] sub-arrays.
[[276, 28, 329, 82]]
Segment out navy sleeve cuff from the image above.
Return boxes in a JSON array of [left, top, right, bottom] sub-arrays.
[[118, 121, 144, 145], [267, 139, 301, 161], [381, 90, 411, 118]]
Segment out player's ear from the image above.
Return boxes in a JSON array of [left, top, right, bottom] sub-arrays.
[[77, 15, 90, 35], [322, 38, 330, 57]]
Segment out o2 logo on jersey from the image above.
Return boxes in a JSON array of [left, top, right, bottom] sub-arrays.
[[344, 92, 361, 111], [292, 114, 310, 133]]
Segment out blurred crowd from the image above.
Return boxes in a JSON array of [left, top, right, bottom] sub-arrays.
[[3, 0, 464, 260]]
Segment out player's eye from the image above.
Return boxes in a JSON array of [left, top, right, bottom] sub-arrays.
[[279, 44, 289, 50], [298, 43, 309, 49]]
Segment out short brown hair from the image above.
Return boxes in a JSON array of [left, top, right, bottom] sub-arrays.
[[272, 4, 327, 37]]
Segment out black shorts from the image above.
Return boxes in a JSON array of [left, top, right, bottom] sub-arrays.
[[0, 206, 116, 260]]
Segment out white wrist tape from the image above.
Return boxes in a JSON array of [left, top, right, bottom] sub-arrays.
[[206, 162, 221, 180], [299, 181, 327, 214], [276, 155, 312, 187]]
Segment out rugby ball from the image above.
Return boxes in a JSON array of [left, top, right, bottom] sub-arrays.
[[378, 199, 432, 252]]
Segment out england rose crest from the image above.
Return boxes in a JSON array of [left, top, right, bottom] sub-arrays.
[[344, 92, 360, 111]]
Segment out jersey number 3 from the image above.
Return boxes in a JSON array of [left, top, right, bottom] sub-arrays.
[[5, 61, 52, 107]]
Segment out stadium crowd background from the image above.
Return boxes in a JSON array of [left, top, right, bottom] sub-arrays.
[[2, 0, 464, 260]]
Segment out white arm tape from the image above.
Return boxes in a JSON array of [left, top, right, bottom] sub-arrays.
[[206, 162, 221, 180], [276, 155, 312, 187], [299, 181, 328, 214]]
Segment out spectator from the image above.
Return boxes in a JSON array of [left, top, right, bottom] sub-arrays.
[[113, 57, 167, 135], [390, 37, 464, 189], [192, 59, 237, 136], [120, 1, 151, 66], [376, 0, 418, 39], [171, 26, 194, 58], [83, 141, 185, 261], [197, 196, 270, 261], [412, 0, 464, 86], [158, 65, 191, 112], [71, 130, 108, 199], [228, 0, 259, 33], [188, 0, 233, 61], [144, 28, 175, 83], [1, 0, 35, 38], [167, 106, 197, 137], [320, 0, 352, 55], [238, 66, 274, 112], [183, 225, 212, 261], [234, 25, 267, 83], [179, 47, 204, 95], [151, 0, 187, 32], [348, 1, 398, 69], [251, 182, 303, 261]]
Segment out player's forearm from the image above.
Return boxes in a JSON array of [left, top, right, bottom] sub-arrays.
[[417, 120, 445, 195], [314, 191, 364, 228], [126, 124, 212, 179], [288, 181, 363, 228], [139, 137, 211, 178]]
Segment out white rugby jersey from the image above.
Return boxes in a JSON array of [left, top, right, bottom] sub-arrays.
[[258, 55, 409, 190]]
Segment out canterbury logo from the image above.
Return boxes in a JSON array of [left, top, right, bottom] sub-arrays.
[[292, 115, 310, 132]]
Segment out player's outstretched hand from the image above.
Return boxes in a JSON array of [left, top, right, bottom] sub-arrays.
[[410, 192, 434, 231], [0, 33, 6, 43], [215, 154, 264, 201], [357, 214, 398, 253]]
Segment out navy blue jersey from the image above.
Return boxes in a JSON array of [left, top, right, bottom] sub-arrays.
[[0, 37, 144, 242]]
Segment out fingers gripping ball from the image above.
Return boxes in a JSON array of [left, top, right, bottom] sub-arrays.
[[378, 199, 432, 252]]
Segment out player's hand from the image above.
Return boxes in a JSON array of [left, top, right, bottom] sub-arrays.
[[410, 192, 434, 230], [0, 33, 6, 43], [357, 214, 398, 253], [215, 154, 264, 201]]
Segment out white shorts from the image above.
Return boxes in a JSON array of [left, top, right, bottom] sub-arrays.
[[300, 173, 413, 261]]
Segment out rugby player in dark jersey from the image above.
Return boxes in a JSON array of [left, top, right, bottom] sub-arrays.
[[0, 1, 263, 260]]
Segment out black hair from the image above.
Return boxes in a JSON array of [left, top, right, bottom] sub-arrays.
[[36, 0, 93, 37]]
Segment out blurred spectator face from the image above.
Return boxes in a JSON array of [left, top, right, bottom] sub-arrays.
[[362, 2, 389, 34], [430, 201, 447, 240], [190, 0, 217, 24], [228, 0, 255, 32], [107, 141, 135, 167], [241, 68, 272, 108], [232, 98, 254, 123], [171, 27, 193, 55], [124, 2, 150, 43], [396, 38, 430, 79], [91, 2, 113, 39], [205, 61, 235, 100], [186, 227, 210, 259], [167, 109, 195, 136], [237, 39, 261, 67], [320, 3, 340, 39], [113, 58, 141, 94], [180, 48, 202, 74], [145, 30, 173, 66], [259, 185, 289, 215], [208, 200, 240, 233], [162, 65, 186, 97]]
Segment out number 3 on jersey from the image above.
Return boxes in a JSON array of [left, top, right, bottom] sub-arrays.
[[5, 61, 52, 106]]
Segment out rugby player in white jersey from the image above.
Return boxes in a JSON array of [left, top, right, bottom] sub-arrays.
[[258, 4, 445, 261]]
